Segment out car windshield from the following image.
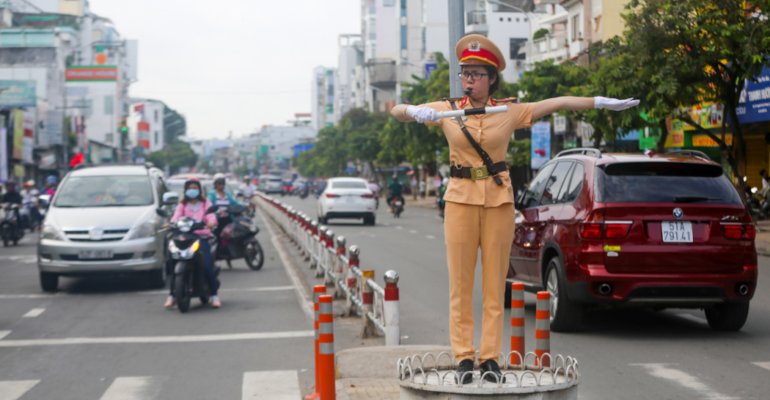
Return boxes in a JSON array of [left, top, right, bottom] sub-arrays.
[[54, 176, 154, 207], [596, 162, 742, 204], [331, 181, 367, 189]]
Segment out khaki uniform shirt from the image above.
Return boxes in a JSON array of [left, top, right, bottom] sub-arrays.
[[393, 97, 534, 208]]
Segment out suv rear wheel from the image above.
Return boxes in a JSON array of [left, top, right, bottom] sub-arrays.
[[705, 302, 749, 331], [545, 257, 583, 332]]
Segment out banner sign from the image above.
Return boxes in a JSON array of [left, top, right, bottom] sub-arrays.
[[65, 66, 118, 81], [531, 121, 551, 170], [553, 115, 567, 135], [737, 66, 770, 124], [0, 80, 36, 107]]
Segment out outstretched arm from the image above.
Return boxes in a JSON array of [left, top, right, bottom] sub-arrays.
[[390, 104, 414, 122], [531, 96, 639, 121]]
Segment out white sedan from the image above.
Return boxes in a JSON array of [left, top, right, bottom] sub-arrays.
[[317, 177, 377, 225]]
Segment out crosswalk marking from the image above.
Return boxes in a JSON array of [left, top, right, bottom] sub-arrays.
[[753, 362, 770, 371], [0, 330, 313, 347], [99, 377, 165, 400], [22, 308, 45, 318], [0, 331, 10, 340], [426, 235, 436, 240], [242, 371, 300, 399], [631, 363, 738, 400], [0, 380, 39, 400]]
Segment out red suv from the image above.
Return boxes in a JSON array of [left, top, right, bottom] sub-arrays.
[[507, 148, 757, 332]]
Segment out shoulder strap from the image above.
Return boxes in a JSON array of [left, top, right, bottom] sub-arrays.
[[448, 100, 503, 186]]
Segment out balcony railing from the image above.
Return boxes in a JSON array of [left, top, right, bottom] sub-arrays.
[[367, 58, 396, 88]]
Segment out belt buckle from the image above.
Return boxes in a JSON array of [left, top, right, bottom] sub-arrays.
[[470, 166, 489, 180]]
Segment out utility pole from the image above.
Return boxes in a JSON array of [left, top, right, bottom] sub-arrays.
[[448, 0, 464, 97]]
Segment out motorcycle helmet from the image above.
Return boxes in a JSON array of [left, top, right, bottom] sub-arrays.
[[213, 173, 226, 186], [46, 175, 57, 185]]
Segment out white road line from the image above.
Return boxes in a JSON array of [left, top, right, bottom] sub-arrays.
[[0, 294, 54, 299], [99, 377, 165, 400], [0, 286, 294, 300], [0, 380, 39, 400], [0, 255, 37, 264], [139, 286, 295, 296], [257, 207, 314, 321], [0, 330, 313, 348], [242, 370, 300, 400], [426, 235, 436, 240], [22, 308, 45, 318], [409, 230, 417, 234], [630, 363, 738, 400], [395, 226, 403, 230], [753, 362, 770, 371], [0, 331, 11, 340]]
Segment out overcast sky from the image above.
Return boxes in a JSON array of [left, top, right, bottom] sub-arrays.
[[89, 0, 360, 139]]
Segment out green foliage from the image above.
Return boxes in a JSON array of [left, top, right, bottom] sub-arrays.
[[146, 140, 197, 175], [533, 28, 550, 41]]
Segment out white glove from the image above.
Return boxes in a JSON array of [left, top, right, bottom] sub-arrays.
[[594, 97, 640, 111], [406, 105, 438, 124]]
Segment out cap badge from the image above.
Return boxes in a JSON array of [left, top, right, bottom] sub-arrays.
[[468, 40, 481, 52]]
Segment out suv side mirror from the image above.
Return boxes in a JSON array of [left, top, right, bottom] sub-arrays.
[[156, 208, 168, 218], [162, 192, 179, 206], [514, 191, 525, 210]]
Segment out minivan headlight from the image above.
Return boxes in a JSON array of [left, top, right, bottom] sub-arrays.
[[126, 221, 156, 240], [41, 223, 65, 241]]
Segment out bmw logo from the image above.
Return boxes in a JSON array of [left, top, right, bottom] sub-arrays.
[[673, 208, 684, 219]]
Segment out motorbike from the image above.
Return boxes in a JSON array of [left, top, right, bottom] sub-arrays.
[[747, 186, 768, 220], [390, 195, 405, 218], [0, 203, 24, 246], [166, 216, 220, 313], [297, 182, 310, 199], [214, 204, 264, 270]]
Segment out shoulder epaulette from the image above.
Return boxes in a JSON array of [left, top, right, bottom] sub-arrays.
[[493, 97, 518, 104]]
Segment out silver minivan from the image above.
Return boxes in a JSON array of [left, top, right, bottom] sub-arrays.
[[37, 164, 178, 292]]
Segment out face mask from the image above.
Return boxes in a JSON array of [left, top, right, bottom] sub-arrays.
[[185, 189, 200, 199]]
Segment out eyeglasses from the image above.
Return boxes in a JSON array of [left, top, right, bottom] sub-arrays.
[[458, 71, 489, 81]]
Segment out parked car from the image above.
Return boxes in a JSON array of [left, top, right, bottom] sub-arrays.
[[507, 148, 757, 332], [37, 164, 178, 292], [317, 177, 377, 225]]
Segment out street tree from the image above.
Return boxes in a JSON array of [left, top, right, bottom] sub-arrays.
[[146, 140, 197, 175], [623, 0, 770, 187]]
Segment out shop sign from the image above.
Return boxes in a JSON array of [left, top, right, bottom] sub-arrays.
[[531, 121, 551, 170], [0, 80, 36, 107], [553, 114, 567, 135], [692, 133, 733, 147], [65, 66, 118, 81], [737, 66, 770, 124]]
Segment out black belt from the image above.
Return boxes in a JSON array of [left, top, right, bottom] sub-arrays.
[[449, 162, 508, 180]]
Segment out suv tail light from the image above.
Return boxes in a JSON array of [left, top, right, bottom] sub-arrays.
[[579, 210, 632, 240], [325, 193, 341, 198], [721, 222, 755, 240]]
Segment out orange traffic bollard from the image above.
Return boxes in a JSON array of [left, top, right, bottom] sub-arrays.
[[535, 291, 551, 368], [318, 294, 336, 400], [510, 282, 525, 366], [304, 285, 327, 400]]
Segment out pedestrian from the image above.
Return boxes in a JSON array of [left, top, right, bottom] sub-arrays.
[[434, 174, 443, 196], [390, 33, 639, 383], [410, 175, 418, 200], [419, 179, 426, 198], [760, 169, 769, 191]]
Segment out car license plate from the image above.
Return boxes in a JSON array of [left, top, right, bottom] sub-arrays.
[[79, 249, 113, 259], [661, 221, 693, 243]]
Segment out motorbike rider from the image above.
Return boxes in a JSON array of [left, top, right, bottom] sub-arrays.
[[208, 174, 238, 239], [21, 180, 41, 231], [2, 181, 24, 236], [239, 176, 256, 198], [165, 179, 221, 309], [386, 174, 404, 207], [44, 175, 57, 197]]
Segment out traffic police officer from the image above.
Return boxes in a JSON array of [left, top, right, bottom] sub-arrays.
[[391, 33, 639, 383]]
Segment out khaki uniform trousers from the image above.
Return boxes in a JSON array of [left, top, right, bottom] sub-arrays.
[[444, 201, 515, 363]]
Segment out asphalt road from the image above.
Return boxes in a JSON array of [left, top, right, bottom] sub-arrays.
[[280, 194, 770, 400], [0, 214, 315, 400], [2, 194, 770, 399]]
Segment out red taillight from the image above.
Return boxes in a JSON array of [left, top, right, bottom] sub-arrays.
[[579, 210, 632, 240], [605, 222, 632, 239], [579, 223, 603, 239], [325, 193, 340, 198], [361, 193, 375, 199], [721, 223, 755, 240]]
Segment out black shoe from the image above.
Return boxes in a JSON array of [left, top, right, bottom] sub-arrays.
[[455, 359, 474, 385], [479, 359, 505, 383]]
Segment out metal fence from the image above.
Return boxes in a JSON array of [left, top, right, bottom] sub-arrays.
[[255, 193, 400, 346]]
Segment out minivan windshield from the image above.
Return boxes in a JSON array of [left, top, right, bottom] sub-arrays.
[[596, 162, 742, 204], [54, 176, 154, 207]]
